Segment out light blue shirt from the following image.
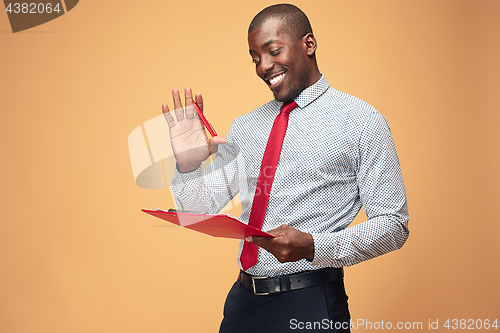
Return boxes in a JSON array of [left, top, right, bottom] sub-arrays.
[[172, 75, 409, 277]]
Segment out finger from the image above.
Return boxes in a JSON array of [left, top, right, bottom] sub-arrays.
[[195, 93, 204, 113], [184, 87, 195, 119], [172, 89, 184, 121], [208, 136, 228, 155], [264, 225, 288, 237], [246, 235, 272, 248], [162, 103, 176, 128]]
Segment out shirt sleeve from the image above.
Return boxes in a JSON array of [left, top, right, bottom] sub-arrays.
[[171, 121, 241, 214], [309, 112, 409, 267]]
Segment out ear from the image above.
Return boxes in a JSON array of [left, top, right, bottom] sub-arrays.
[[302, 33, 317, 56], [302, 32, 318, 56]]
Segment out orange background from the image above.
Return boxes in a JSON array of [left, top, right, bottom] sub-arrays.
[[1, 0, 499, 332]]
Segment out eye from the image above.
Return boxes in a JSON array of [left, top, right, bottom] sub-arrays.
[[252, 57, 260, 64], [270, 48, 281, 56]]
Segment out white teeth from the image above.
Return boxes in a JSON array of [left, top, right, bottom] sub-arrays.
[[269, 73, 285, 85]]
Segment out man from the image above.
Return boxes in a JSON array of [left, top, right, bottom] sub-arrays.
[[163, 4, 409, 333]]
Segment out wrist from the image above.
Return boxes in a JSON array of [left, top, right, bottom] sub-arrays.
[[176, 162, 201, 173], [305, 233, 315, 260]]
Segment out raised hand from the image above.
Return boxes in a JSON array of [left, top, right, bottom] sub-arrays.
[[162, 87, 227, 173]]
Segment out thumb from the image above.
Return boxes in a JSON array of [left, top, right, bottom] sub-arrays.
[[209, 136, 228, 154], [245, 235, 270, 247]]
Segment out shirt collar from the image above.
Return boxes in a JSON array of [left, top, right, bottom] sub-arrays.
[[292, 74, 330, 109]]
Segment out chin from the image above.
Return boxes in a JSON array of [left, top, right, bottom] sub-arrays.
[[274, 90, 298, 102], [274, 94, 286, 102], [273, 88, 291, 102]]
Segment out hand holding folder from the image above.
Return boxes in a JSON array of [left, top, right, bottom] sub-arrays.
[[142, 209, 275, 240]]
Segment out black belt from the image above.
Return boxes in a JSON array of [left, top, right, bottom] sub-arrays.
[[238, 267, 343, 295]]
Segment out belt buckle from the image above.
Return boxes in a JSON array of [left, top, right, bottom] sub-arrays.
[[251, 276, 270, 295]]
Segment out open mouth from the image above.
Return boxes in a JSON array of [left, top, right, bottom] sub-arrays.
[[266, 72, 286, 87]]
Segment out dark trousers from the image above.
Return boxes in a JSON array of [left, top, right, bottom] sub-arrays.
[[219, 276, 351, 333]]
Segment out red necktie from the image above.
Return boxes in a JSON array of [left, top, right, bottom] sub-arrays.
[[240, 100, 298, 271]]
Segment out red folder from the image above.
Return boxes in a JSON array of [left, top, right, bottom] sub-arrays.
[[141, 209, 275, 239]]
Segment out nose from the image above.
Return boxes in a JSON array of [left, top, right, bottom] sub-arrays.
[[258, 56, 274, 77]]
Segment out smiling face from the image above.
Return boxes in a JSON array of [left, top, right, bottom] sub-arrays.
[[248, 18, 319, 102]]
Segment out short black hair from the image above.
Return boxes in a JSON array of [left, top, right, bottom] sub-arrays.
[[248, 4, 313, 40]]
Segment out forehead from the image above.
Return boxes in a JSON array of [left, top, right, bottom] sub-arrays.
[[248, 18, 291, 50]]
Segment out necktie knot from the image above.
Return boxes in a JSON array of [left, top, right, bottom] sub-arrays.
[[280, 100, 298, 114]]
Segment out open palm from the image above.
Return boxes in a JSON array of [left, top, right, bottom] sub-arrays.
[[163, 88, 227, 173]]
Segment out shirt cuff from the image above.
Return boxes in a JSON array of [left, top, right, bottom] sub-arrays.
[[175, 163, 202, 179], [309, 232, 336, 266], [172, 163, 203, 193]]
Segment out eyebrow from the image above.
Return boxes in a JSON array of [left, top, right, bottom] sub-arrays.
[[249, 39, 279, 54]]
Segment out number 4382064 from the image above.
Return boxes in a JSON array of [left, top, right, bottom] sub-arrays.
[[444, 319, 498, 330], [5, 3, 61, 14]]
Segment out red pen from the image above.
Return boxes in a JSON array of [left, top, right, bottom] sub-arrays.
[[192, 99, 217, 137]]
